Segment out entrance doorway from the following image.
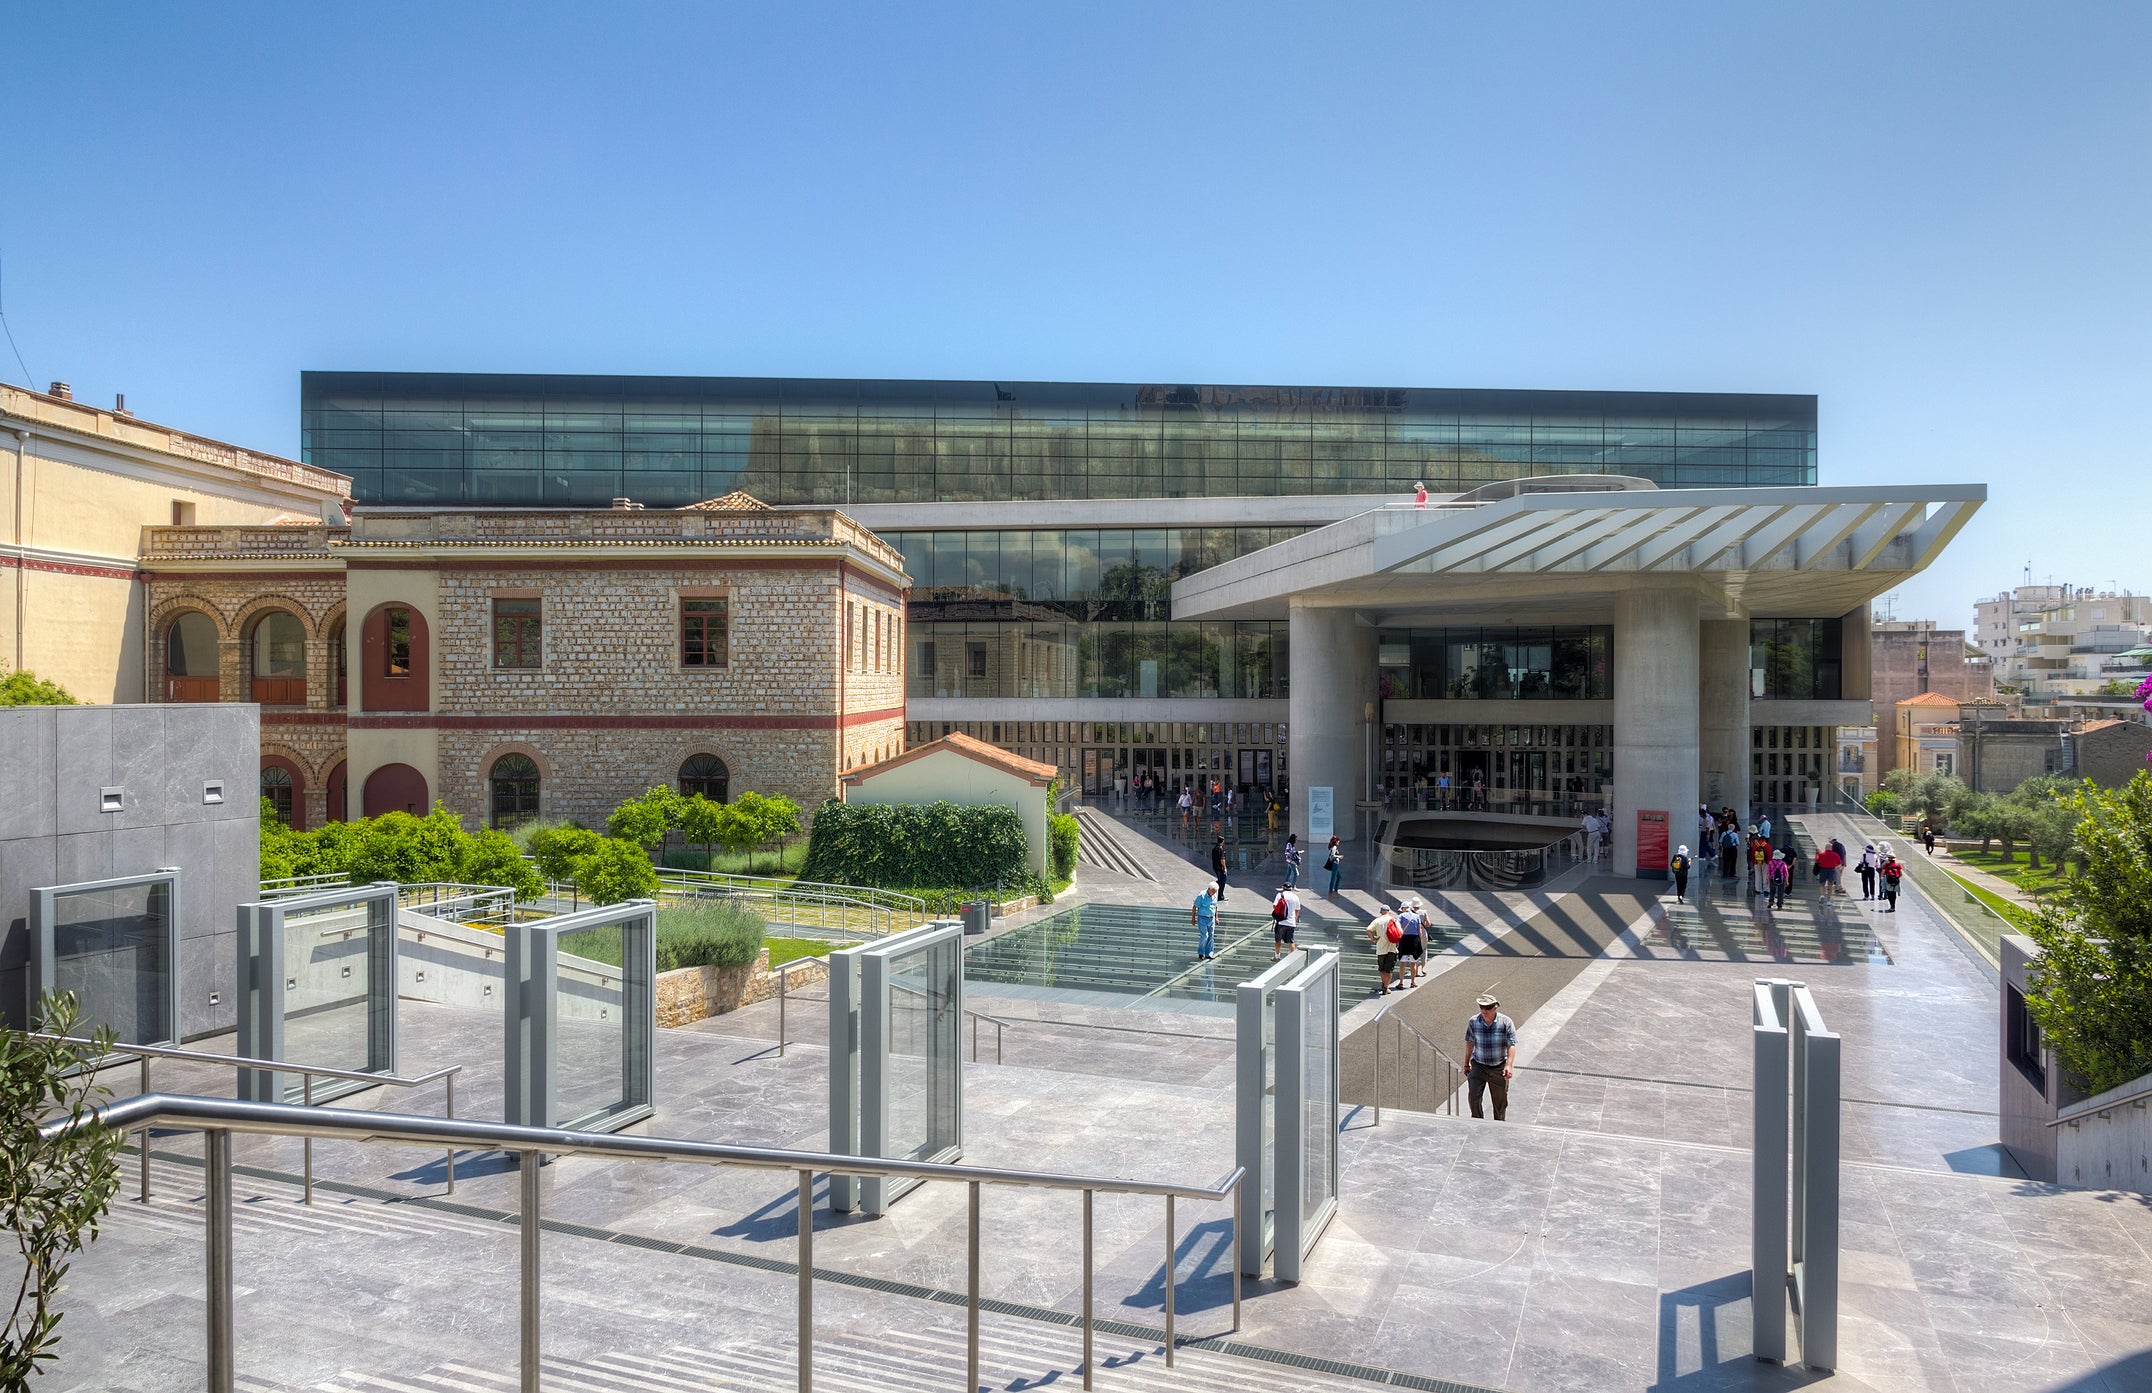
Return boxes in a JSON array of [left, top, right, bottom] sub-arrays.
[[1237, 748, 1274, 796], [1455, 752, 1490, 811]]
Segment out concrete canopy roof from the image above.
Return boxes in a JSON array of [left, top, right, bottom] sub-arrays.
[[1169, 483, 1983, 625]]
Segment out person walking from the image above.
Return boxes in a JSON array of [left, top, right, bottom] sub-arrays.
[[1921, 822, 1937, 856], [1413, 481, 1429, 508], [1719, 823, 1741, 880], [1282, 833, 1302, 888], [1464, 994, 1517, 1121], [1880, 847, 1904, 912], [1189, 881, 1218, 960], [1436, 769, 1452, 810], [1749, 828, 1771, 895], [1766, 850, 1792, 909], [1670, 844, 1693, 903], [1367, 904, 1400, 995], [1813, 840, 1844, 898], [1270, 883, 1303, 960], [1177, 784, 1193, 828], [1209, 836, 1231, 904], [1857, 844, 1880, 900], [1397, 895, 1427, 987], [1470, 770, 1486, 810], [1324, 834, 1344, 895], [1582, 810, 1602, 863], [1758, 811, 1772, 843]]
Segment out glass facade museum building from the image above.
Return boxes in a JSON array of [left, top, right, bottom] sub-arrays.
[[303, 372, 1978, 865]]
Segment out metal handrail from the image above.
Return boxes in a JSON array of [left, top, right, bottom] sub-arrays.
[[257, 872, 348, 898], [1368, 1003, 1463, 1122], [33, 1034, 461, 1205], [2048, 1081, 2152, 1128], [44, 1093, 1244, 1393]]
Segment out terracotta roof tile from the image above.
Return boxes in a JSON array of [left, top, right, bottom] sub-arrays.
[[843, 731, 1059, 787], [1897, 692, 1963, 707], [683, 491, 774, 512]]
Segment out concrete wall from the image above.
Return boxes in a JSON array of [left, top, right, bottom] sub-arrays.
[[1288, 600, 1377, 846], [1611, 586, 1700, 875], [0, 703, 261, 1039], [2074, 723, 2152, 788], [844, 748, 1049, 875], [2056, 1074, 2152, 1194], [1998, 936, 2061, 1180], [1699, 619, 1750, 822]]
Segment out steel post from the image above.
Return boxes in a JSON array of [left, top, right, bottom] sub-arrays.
[[967, 1181, 981, 1393], [445, 1073, 457, 1195], [138, 1054, 151, 1202], [797, 1168, 814, 1393], [205, 1129, 234, 1393], [302, 1074, 314, 1205], [1163, 1193, 1176, 1367], [1082, 1188, 1094, 1390], [520, 1154, 541, 1393]]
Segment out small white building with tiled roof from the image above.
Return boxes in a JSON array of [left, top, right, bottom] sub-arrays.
[[842, 731, 1058, 875]]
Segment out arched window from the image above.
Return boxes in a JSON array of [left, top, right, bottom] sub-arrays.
[[164, 611, 220, 701], [678, 754, 729, 803], [489, 753, 541, 828], [260, 763, 295, 827], [250, 611, 307, 705]]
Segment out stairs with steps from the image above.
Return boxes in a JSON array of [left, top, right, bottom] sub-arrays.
[[233, 1310, 1409, 1393], [1073, 807, 1158, 881]]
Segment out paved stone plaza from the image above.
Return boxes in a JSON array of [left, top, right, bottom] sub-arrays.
[[42, 809, 2152, 1393]]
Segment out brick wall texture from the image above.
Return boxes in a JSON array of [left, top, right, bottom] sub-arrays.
[[142, 502, 904, 832]]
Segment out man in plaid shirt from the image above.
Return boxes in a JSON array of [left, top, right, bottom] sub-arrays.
[[1464, 994, 1517, 1121]]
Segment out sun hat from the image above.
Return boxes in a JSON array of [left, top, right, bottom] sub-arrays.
[[1475, 994, 1499, 1008]]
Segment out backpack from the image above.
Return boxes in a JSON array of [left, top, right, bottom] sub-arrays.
[[1272, 894, 1288, 923], [1671, 854, 1690, 874], [1884, 862, 1903, 885], [1385, 918, 1403, 943]]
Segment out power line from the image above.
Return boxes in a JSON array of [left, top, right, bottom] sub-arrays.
[[0, 246, 35, 388]]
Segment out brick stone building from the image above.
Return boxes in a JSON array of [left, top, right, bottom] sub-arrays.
[[2065, 719, 2152, 789], [141, 496, 907, 830], [1870, 621, 1992, 780]]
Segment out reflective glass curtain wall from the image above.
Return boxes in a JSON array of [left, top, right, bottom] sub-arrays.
[[235, 882, 400, 1105], [304, 375, 1818, 508], [29, 870, 181, 1055]]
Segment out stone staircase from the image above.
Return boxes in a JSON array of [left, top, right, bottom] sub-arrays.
[[239, 1322, 1394, 1393], [1073, 807, 1158, 881]]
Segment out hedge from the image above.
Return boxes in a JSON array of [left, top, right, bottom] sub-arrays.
[[1048, 813, 1080, 883], [801, 799, 1029, 890], [560, 901, 766, 972]]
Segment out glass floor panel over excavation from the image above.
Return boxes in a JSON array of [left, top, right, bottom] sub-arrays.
[[964, 903, 1444, 1010]]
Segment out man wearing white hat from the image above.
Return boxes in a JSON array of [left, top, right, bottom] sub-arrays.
[[1464, 994, 1517, 1121]]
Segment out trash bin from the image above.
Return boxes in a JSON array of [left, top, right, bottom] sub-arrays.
[[960, 899, 991, 935]]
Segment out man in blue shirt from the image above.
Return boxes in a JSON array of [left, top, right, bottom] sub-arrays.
[[1464, 994, 1518, 1121], [1190, 882, 1218, 961]]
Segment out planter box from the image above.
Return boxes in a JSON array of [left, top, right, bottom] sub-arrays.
[[655, 951, 829, 1028]]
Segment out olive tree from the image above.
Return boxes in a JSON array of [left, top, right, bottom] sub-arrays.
[[3, 994, 126, 1386]]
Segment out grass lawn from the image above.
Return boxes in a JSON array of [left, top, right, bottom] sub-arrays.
[[766, 936, 855, 968], [1950, 847, 2070, 896], [1942, 870, 2040, 932]]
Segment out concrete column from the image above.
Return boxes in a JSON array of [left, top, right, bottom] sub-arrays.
[[1287, 599, 1375, 849], [1699, 619, 1751, 826], [1612, 586, 1700, 877], [1840, 603, 1873, 719]]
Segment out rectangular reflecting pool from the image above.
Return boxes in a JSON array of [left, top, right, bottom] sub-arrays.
[[965, 903, 1442, 1011]]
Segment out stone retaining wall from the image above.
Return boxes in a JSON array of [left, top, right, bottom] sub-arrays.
[[655, 951, 829, 1028]]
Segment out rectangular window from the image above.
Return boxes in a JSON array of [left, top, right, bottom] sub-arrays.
[[494, 598, 542, 669], [2006, 985, 2045, 1090], [681, 597, 728, 667], [968, 643, 988, 679], [386, 608, 412, 676], [171, 500, 197, 526], [1934, 751, 1954, 777]]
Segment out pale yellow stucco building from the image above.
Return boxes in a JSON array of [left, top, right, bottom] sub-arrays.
[[0, 382, 350, 702]]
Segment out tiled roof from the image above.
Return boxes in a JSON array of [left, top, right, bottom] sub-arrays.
[[1897, 692, 1963, 707], [843, 731, 1059, 787], [683, 491, 775, 512]]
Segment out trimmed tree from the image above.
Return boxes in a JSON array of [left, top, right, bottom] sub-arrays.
[[2024, 772, 2152, 1094]]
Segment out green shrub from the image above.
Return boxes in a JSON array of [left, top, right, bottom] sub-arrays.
[[571, 837, 659, 905], [1048, 813, 1080, 882], [606, 786, 679, 851], [528, 824, 605, 884], [507, 817, 575, 855], [0, 668, 80, 706], [343, 807, 469, 885], [1864, 790, 1903, 820], [2025, 771, 2152, 1093], [801, 799, 1029, 890], [562, 901, 766, 972], [458, 827, 545, 900]]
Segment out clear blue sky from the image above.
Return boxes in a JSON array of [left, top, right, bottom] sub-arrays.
[[7, 2, 2148, 628]]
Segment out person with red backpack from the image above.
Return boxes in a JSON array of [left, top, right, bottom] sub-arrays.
[[1366, 904, 1401, 994], [1880, 847, 1905, 912], [1270, 883, 1302, 960]]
